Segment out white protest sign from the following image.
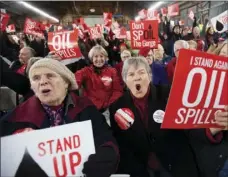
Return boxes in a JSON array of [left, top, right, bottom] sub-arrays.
[[1, 120, 95, 177], [211, 10, 228, 33]]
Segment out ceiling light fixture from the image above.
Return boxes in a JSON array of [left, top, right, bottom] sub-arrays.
[[18, 1, 59, 23], [148, 1, 165, 11], [90, 8, 95, 13]]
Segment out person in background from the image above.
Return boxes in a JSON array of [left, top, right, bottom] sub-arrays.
[[10, 47, 36, 75], [192, 26, 205, 51], [75, 45, 123, 112], [204, 26, 218, 51], [114, 50, 132, 87], [0, 32, 20, 62], [109, 57, 200, 177], [166, 40, 189, 84], [182, 27, 190, 41], [187, 40, 198, 50], [0, 58, 119, 177], [152, 44, 169, 86], [119, 43, 127, 53], [212, 40, 228, 57], [138, 47, 154, 66]]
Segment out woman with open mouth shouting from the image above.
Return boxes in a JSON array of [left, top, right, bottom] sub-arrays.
[[109, 57, 200, 177]]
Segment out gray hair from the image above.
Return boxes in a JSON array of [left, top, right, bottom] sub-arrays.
[[88, 45, 108, 61], [23, 46, 36, 58], [122, 57, 152, 83], [26, 57, 43, 75], [174, 40, 189, 52]]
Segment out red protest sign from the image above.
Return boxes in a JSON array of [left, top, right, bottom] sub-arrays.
[[103, 12, 112, 28], [162, 49, 228, 129], [0, 12, 10, 31], [89, 26, 102, 39], [6, 24, 16, 33], [147, 9, 158, 20], [138, 9, 148, 20], [130, 20, 158, 49], [179, 20, 185, 26], [24, 18, 44, 37], [161, 7, 168, 16], [114, 27, 127, 39], [168, 3, 179, 17], [48, 29, 82, 60]]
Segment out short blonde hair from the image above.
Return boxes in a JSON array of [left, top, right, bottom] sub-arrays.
[[187, 40, 197, 49], [174, 40, 189, 52], [120, 50, 131, 58], [88, 45, 108, 61], [122, 57, 152, 83]]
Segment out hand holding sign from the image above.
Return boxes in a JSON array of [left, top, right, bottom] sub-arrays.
[[210, 105, 228, 135], [162, 49, 228, 129], [47, 51, 62, 61]]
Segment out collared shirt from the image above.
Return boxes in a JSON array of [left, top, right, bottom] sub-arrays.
[[41, 93, 75, 127]]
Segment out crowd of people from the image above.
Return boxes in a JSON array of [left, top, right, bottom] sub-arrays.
[[0, 13, 228, 177]]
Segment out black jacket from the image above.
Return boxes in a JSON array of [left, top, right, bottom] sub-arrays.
[[187, 129, 228, 177], [0, 92, 119, 177], [109, 85, 199, 177]]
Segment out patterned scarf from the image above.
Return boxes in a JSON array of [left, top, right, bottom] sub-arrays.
[[42, 104, 64, 127]]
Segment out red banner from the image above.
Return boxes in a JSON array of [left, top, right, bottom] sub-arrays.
[[74, 17, 84, 25], [6, 24, 15, 33], [161, 7, 168, 16], [48, 30, 82, 60], [138, 9, 148, 20], [23, 18, 44, 37], [115, 27, 127, 39], [0, 12, 10, 31], [89, 26, 102, 39], [130, 20, 158, 49], [147, 9, 158, 20], [162, 49, 228, 129], [103, 12, 112, 28], [168, 3, 179, 17], [179, 20, 185, 26]]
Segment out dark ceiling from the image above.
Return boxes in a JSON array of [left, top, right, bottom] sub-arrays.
[[0, 1, 174, 19], [1, 1, 194, 29]]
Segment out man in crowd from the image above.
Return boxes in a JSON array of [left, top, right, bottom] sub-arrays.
[[166, 40, 189, 84], [10, 47, 36, 75]]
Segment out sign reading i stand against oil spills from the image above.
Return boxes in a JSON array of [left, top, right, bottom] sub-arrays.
[[130, 20, 158, 49]]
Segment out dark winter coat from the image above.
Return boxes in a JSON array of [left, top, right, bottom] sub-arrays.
[[109, 85, 199, 177], [0, 92, 118, 153]]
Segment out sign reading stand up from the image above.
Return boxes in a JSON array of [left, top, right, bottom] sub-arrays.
[[1, 121, 95, 177]]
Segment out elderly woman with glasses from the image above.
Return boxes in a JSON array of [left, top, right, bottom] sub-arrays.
[[109, 57, 200, 177], [0, 58, 119, 177]]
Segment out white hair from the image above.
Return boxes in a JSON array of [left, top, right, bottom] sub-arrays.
[[22, 46, 36, 57], [174, 40, 189, 52], [122, 57, 152, 83], [120, 50, 131, 58]]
